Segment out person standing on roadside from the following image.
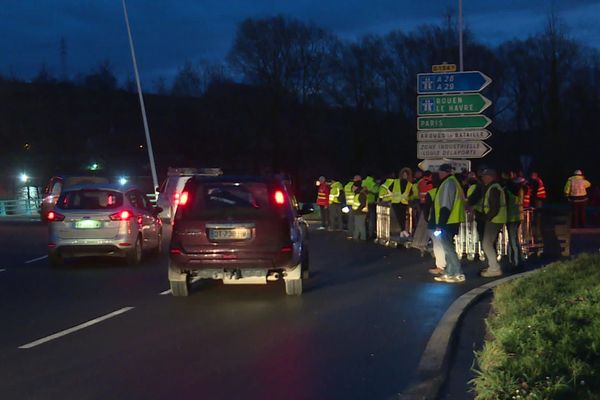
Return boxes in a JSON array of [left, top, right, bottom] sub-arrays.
[[328, 178, 345, 231], [564, 170, 592, 228], [503, 171, 525, 268], [316, 176, 330, 230], [432, 164, 466, 283], [352, 183, 369, 240], [479, 169, 507, 277], [391, 167, 413, 238]]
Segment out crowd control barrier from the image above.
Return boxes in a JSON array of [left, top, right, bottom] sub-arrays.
[[375, 205, 544, 259]]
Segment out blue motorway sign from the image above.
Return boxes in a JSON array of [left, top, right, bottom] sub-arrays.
[[417, 71, 492, 94]]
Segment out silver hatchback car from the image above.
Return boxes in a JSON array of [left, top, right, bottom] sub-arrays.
[[47, 184, 163, 266]]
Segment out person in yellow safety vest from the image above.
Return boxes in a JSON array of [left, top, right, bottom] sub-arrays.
[[503, 171, 525, 268], [378, 174, 394, 203], [390, 167, 413, 238], [431, 164, 466, 283], [328, 179, 345, 231], [479, 168, 507, 277], [564, 169, 592, 228], [352, 184, 369, 240], [362, 175, 379, 239], [466, 170, 485, 244], [344, 175, 362, 238]]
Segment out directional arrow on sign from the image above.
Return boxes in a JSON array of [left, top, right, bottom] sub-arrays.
[[417, 129, 492, 141], [417, 71, 492, 94], [417, 141, 492, 159], [418, 115, 492, 130], [417, 94, 492, 116], [418, 159, 472, 172]]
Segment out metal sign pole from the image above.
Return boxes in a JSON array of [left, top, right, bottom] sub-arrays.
[[459, 0, 464, 71], [122, 0, 159, 192]]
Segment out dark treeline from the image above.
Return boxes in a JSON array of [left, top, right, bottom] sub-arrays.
[[1, 13, 599, 200]]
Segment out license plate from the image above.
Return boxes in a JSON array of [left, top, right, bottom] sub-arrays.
[[208, 228, 251, 240], [75, 220, 102, 229]]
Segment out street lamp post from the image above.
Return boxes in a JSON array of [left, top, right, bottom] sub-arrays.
[[458, 0, 464, 71], [122, 0, 159, 192]]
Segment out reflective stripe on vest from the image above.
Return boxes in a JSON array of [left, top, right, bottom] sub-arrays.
[[345, 182, 355, 207], [329, 182, 343, 203], [483, 183, 507, 224], [352, 193, 368, 213], [379, 179, 394, 202], [391, 179, 413, 205], [433, 176, 465, 224]]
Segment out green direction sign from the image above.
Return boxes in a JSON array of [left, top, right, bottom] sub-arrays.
[[417, 94, 492, 116], [417, 115, 492, 130]]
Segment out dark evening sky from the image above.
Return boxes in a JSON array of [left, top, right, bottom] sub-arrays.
[[2, 0, 600, 85]]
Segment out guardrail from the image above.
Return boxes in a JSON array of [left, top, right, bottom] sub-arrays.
[[0, 199, 42, 217]]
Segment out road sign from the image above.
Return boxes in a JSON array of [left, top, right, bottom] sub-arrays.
[[417, 94, 491, 115], [432, 63, 456, 73], [417, 71, 492, 94], [418, 115, 491, 130], [418, 159, 471, 172], [417, 141, 492, 159], [417, 129, 492, 141]]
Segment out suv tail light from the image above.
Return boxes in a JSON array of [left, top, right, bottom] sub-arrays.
[[173, 192, 180, 205], [179, 191, 189, 206], [47, 211, 65, 222], [273, 190, 285, 205], [109, 210, 133, 221]]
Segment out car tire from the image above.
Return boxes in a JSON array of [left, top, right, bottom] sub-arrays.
[[285, 279, 303, 296], [126, 237, 142, 265], [49, 251, 63, 267]]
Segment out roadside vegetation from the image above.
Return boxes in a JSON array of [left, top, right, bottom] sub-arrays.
[[473, 254, 600, 399]]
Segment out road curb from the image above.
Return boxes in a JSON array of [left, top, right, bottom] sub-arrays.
[[397, 268, 542, 400]]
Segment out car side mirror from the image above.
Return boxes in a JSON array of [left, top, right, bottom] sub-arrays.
[[298, 203, 314, 216]]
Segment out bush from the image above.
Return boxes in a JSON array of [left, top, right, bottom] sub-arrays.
[[472, 254, 600, 399]]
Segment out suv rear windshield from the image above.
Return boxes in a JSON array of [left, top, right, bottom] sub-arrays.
[[181, 182, 284, 219], [57, 190, 124, 210]]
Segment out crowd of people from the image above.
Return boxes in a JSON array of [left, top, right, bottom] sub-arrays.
[[315, 166, 593, 284]]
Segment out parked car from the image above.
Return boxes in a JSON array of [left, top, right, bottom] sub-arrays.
[[41, 175, 110, 222], [168, 175, 312, 296], [46, 183, 163, 266], [156, 167, 222, 222]]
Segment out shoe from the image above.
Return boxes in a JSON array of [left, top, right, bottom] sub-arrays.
[[428, 267, 444, 275], [480, 269, 503, 278], [434, 274, 465, 283]]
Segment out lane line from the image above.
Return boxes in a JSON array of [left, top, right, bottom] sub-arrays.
[[24, 255, 48, 264], [0, 268, 6, 272], [18, 307, 134, 349], [159, 289, 172, 295]]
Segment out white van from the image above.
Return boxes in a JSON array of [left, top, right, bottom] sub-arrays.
[[156, 167, 222, 222]]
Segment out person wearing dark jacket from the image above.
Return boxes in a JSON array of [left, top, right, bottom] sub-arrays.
[[352, 184, 368, 240], [479, 169, 507, 277]]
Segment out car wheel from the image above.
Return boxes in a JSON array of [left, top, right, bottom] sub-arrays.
[[126, 237, 142, 265], [285, 279, 303, 296], [170, 279, 190, 297], [49, 251, 63, 267]]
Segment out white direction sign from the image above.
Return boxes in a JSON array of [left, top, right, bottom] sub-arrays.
[[417, 129, 492, 142], [418, 159, 472, 173], [417, 141, 492, 159]]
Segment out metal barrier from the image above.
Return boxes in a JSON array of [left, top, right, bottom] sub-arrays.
[[375, 205, 543, 259], [0, 199, 41, 217]]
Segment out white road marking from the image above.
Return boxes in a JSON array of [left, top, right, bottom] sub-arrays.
[[159, 289, 172, 295], [24, 255, 48, 264], [18, 307, 134, 349]]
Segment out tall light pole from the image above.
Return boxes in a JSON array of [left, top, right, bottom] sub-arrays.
[[122, 0, 159, 192], [458, 0, 464, 71]]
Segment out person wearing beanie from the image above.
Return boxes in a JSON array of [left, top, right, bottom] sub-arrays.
[[564, 170, 591, 228]]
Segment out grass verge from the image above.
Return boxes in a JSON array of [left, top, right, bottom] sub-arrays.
[[472, 254, 600, 399]]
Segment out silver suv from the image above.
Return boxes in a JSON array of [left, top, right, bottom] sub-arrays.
[[47, 184, 163, 266]]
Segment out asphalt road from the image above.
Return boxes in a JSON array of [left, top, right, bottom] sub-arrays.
[[0, 220, 505, 400]]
